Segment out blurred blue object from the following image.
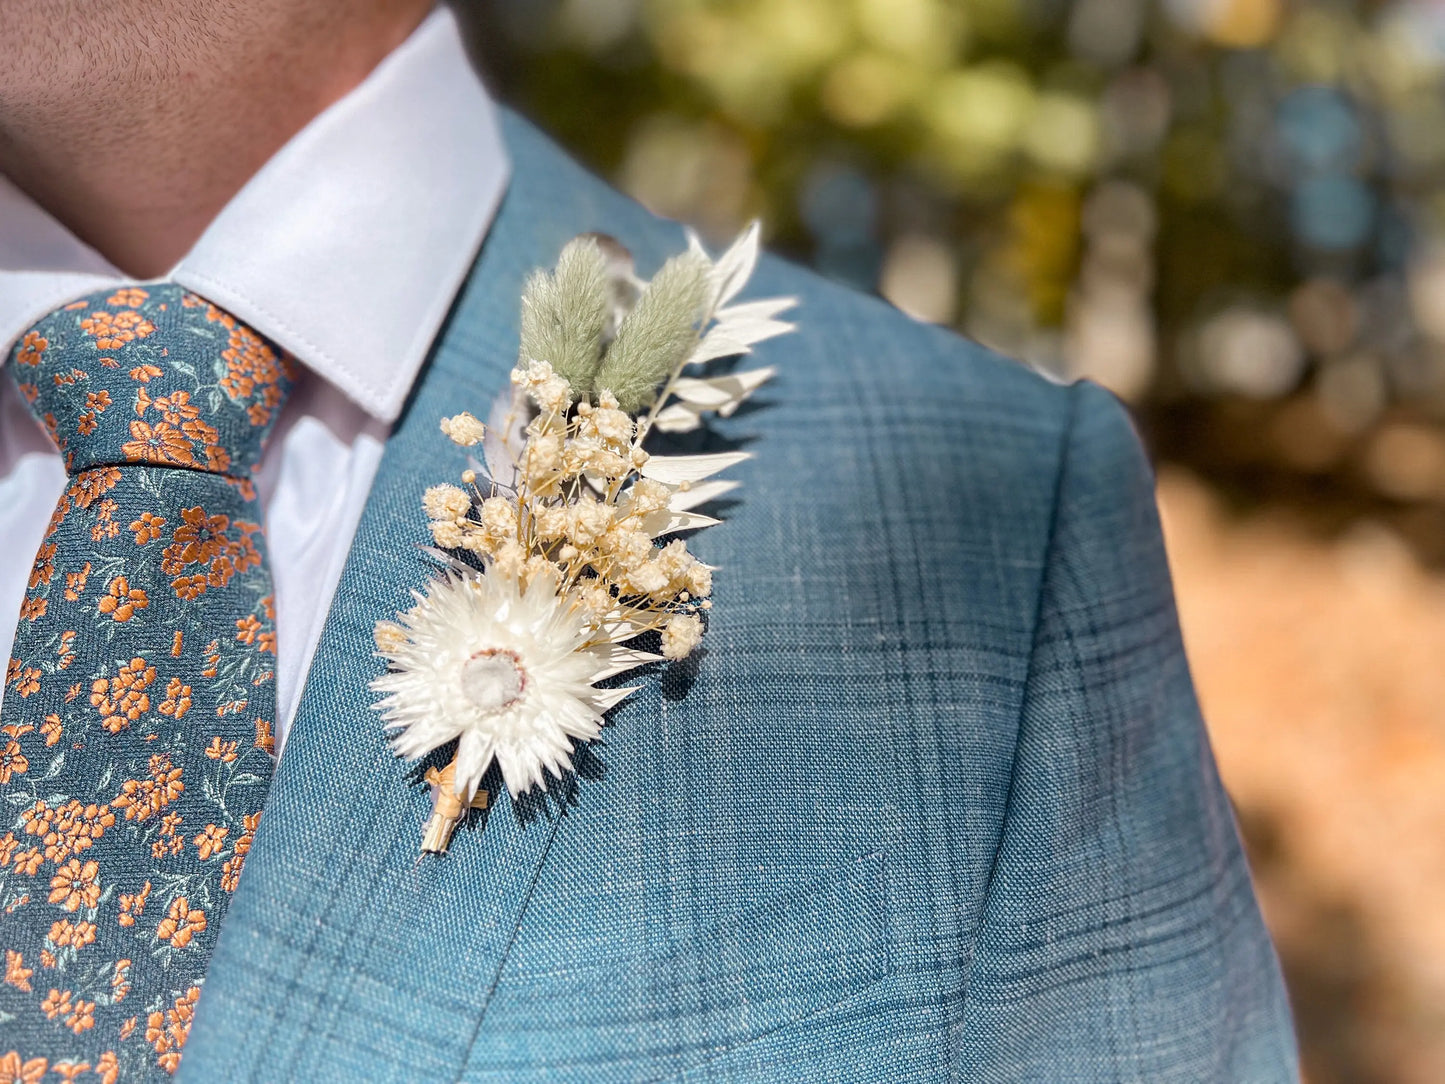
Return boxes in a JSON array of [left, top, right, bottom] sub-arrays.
[[1292, 174, 1375, 251], [799, 162, 877, 249], [1276, 87, 1363, 176]]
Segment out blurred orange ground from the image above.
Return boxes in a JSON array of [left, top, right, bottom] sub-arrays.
[[1158, 468, 1445, 1084]]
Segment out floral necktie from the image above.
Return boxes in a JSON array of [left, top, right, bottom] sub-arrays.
[[0, 285, 294, 1080]]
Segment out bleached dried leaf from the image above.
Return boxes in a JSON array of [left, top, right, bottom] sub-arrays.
[[708, 220, 761, 312], [685, 227, 708, 261], [483, 386, 528, 489], [687, 312, 793, 366], [639, 451, 751, 485], [670, 367, 775, 416], [640, 509, 723, 538], [667, 478, 739, 511], [653, 402, 704, 433], [714, 296, 797, 324], [418, 546, 475, 574], [718, 315, 795, 347], [687, 328, 755, 366]]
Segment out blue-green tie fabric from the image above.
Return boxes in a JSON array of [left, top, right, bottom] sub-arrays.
[[0, 285, 293, 1080]]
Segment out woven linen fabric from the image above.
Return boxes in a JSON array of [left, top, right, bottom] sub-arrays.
[[0, 285, 292, 1080], [172, 111, 1299, 1084]]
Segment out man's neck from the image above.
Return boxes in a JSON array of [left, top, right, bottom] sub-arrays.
[[0, 2, 432, 279]]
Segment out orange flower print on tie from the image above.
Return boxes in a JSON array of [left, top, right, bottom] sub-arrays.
[[29, 800, 114, 864], [121, 421, 197, 467], [40, 988, 72, 1021], [129, 512, 166, 544], [47, 860, 100, 912], [4, 949, 33, 992], [116, 883, 150, 928], [47, 920, 97, 950], [157, 678, 192, 720], [89, 658, 156, 733], [67, 468, 121, 509], [0, 1051, 47, 1083], [27, 544, 56, 590], [192, 824, 227, 859], [11, 847, 44, 876], [15, 330, 47, 367], [219, 326, 280, 402], [112, 755, 186, 822], [10, 666, 41, 699], [150, 391, 199, 424], [79, 310, 154, 351], [63, 999, 96, 1035], [155, 898, 206, 947], [97, 576, 148, 621], [63, 563, 90, 601], [170, 507, 228, 565], [110, 961, 131, 1003], [107, 288, 149, 309], [145, 985, 200, 1074], [0, 741, 28, 784]]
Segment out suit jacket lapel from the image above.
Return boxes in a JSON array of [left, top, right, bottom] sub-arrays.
[[178, 111, 690, 1083]]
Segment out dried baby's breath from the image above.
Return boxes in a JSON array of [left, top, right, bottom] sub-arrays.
[[439, 412, 486, 446]]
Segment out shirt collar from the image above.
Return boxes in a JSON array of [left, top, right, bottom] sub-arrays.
[[0, 5, 508, 424]]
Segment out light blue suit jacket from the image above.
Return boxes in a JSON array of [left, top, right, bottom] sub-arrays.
[[178, 112, 1299, 1083]]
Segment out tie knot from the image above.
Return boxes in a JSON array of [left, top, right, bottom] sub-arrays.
[[9, 284, 295, 479]]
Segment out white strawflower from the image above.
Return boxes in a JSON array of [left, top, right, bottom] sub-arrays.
[[371, 570, 627, 798]]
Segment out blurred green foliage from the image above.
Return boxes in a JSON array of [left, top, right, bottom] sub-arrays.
[[466, 0, 1445, 563]]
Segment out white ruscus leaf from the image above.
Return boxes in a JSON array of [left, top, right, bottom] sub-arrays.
[[669, 366, 775, 417], [653, 402, 704, 433], [640, 509, 724, 538], [707, 220, 762, 312], [667, 478, 739, 511], [639, 451, 752, 485]]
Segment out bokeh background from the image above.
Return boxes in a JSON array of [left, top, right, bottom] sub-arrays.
[[458, 0, 1445, 1078]]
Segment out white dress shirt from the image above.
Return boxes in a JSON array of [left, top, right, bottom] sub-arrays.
[[0, 6, 508, 752]]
